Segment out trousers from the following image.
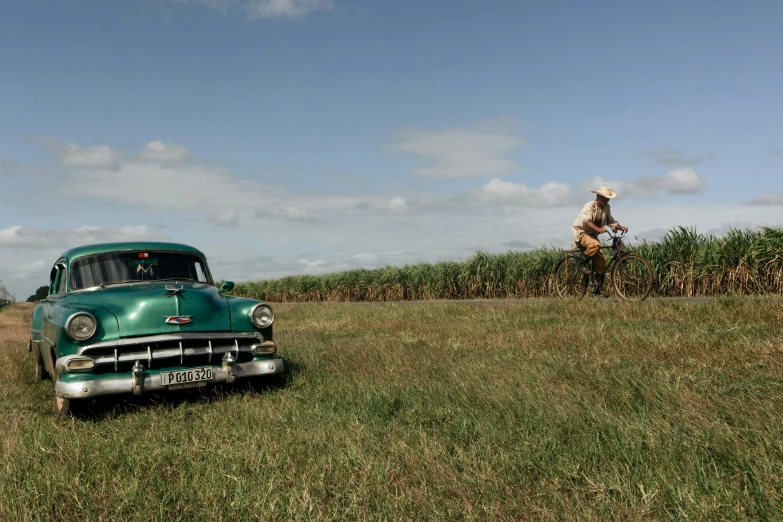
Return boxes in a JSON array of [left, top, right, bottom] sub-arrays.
[[579, 235, 606, 275]]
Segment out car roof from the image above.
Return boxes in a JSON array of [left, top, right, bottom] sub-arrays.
[[60, 242, 207, 262]]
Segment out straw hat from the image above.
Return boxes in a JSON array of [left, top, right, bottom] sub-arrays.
[[591, 186, 617, 199]]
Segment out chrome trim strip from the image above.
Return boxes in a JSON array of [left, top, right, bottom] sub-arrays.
[[39, 333, 57, 349], [179, 341, 184, 364], [55, 359, 285, 399], [78, 332, 263, 355], [147, 345, 152, 368], [89, 342, 259, 367], [208, 341, 213, 363], [114, 348, 118, 371], [234, 339, 240, 359]]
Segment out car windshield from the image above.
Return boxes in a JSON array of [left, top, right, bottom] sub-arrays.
[[70, 251, 211, 290]]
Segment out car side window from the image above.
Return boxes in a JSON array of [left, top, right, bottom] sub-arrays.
[[194, 261, 207, 282], [48, 266, 58, 296], [57, 265, 67, 294], [49, 262, 67, 295]]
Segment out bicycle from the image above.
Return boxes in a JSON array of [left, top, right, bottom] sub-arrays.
[[554, 230, 653, 301]]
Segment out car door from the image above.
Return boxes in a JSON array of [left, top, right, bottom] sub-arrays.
[[41, 261, 66, 375]]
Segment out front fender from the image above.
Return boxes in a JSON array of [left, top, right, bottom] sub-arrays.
[[226, 296, 274, 340], [49, 305, 120, 358], [31, 303, 45, 337]]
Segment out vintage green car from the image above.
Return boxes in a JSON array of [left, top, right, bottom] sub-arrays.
[[29, 242, 283, 416]]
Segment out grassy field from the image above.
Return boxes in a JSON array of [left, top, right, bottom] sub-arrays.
[[230, 227, 783, 301], [2, 298, 782, 520]]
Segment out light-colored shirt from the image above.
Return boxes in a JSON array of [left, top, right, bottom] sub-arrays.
[[571, 200, 619, 243]]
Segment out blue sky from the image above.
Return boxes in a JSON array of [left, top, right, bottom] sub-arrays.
[[2, 0, 782, 298]]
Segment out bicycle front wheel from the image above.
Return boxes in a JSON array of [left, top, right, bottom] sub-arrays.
[[554, 257, 587, 300], [612, 254, 653, 301]]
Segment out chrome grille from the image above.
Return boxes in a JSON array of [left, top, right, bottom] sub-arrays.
[[78, 332, 265, 373]]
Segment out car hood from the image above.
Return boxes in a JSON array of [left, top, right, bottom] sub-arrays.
[[68, 282, 231, 338]]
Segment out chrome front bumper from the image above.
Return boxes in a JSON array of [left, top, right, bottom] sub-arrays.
[[55, 358, 284, 399]]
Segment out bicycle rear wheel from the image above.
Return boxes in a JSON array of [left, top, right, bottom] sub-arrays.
[[555, 257, 587, 300], [611, 254, 653, 301]]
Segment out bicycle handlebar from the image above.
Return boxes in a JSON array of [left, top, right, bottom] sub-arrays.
[[606, 229, 625, 238]]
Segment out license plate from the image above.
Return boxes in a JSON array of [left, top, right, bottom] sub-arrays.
[[161, 367, 213, 387]]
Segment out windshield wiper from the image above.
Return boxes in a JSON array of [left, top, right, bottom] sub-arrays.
[[157, 277, 195, 283], [100, 279, 146, 289]]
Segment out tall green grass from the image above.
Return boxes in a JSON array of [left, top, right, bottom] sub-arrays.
[[231, 227, 783, 301]]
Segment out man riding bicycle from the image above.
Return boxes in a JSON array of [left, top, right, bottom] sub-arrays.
[[571, 186, 628, 295]]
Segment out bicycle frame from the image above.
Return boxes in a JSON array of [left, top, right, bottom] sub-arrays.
[[562, 231, 627, 281]]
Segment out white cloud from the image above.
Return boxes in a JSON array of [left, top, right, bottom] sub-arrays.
[[299, 258, 328, 271], [635, 228, 668, 242], [387, 122, 524, 179], [211, 211, 240, 228], [0, 225, 24, 243], [584, 168, 705, 200], [351, 249, 412, 265], [62, 143, 119, 168], [245, 0, 332, 18], [36, 138, 121, 169], [747, 191, 783, 206], [160, 0, 333, 18], [0, 224, 164, 248], [656, 168, 705, 194], [41, 140, 393, 228], [12, 259, 49, 281], [256, 206, 318, 222], [42, 141, 283, 228], [501, 240, 532, 250], [138, 140, 192, 165], [353, 196, 415, 214], [476, 179, 572, 207], [388, 197, 407, 212]]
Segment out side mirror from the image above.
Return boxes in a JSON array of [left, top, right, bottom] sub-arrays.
[[219, 281, 235, 293]]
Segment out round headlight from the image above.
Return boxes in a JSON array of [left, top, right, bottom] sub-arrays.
[[249, 304, 274, 328], [65, 312, 97, 341]]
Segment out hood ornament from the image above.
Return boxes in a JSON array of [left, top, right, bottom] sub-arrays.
[[165, 285, 183, 298], [165, 316, 192, 325]]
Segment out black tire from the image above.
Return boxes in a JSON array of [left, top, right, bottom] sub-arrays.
[[555, 257, 588, 300], [612, 253, 653, 301]]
